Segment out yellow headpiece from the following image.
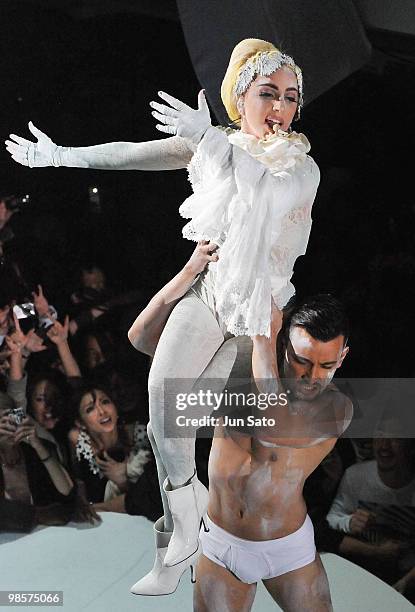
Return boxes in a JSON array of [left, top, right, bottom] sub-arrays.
[[221, 38, 303, 124]]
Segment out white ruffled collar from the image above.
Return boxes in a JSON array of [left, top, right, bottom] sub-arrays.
[[223, 127, 310, 174]]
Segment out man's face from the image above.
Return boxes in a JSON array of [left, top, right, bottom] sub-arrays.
[[282, 326, 348, 400], [373, 419, 414, 473]]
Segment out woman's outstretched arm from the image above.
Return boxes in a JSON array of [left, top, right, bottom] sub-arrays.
[[5, 122, 195, 171], [128, 241, 218, 356]]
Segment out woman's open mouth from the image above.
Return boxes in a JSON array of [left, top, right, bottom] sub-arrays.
[[265, 117, 283, 131], [99, 416, 112, 425]]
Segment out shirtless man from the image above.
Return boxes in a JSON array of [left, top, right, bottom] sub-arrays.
[[128, 243, 352, 610], [195, 296, 351, 612]]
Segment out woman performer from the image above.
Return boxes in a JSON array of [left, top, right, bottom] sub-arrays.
[[5, 39, 320, 595]]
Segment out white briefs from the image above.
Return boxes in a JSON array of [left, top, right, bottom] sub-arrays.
[[199, 514, 316, 584]]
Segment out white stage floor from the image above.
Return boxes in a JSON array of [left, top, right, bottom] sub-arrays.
[[0, 512, 412, 611]]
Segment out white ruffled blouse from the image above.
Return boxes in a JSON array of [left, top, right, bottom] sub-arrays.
[[181, 126, 320, 337]]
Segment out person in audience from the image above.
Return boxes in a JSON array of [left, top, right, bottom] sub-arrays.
[[68, 383, 161, 519], [0, 395, 75, 510], [327, 413, 415, 586]]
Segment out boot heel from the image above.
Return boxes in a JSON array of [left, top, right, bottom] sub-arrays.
[[200, 515, 209, 533], [190, 565, 196, 584]]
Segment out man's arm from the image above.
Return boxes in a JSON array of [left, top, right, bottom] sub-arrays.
[[251, 300, 282, 393], [326, 469, 354, 532], [128, 241, 218, 356]]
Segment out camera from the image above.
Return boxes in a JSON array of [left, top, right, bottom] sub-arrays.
[[8, 407, 26, 426]]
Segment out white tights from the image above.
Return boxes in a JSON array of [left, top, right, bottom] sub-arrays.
[[147, 288, 237, 532]]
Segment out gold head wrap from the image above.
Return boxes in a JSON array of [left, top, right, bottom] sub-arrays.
[[221, 38, 303, 124]]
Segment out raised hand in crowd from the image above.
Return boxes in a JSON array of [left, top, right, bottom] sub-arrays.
[[32, 284, 50, 319], [47, 316, 81, 378], [5, 313, 27, 380], [47, 316, 69, 345], [24, 329, 47, 354], [14, 414, 46, 449], [6, 313, 26, 351]]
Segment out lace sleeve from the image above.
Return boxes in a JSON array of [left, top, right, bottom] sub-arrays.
[[56, 135, 196, 171]]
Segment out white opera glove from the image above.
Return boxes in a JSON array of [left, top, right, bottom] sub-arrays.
[[5, 122, 62, 168], [150, 89, 212, 145]]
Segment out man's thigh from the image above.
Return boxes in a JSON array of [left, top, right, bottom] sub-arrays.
[[262, 553, 333, 612], [194, 553, 257, 612]]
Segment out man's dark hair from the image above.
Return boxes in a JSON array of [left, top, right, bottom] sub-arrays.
[[281, 293, 349, 345]]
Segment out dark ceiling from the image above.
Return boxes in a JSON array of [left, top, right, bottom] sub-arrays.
[[18, 0, 179, 21]]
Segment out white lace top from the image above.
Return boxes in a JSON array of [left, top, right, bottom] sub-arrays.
[[60, 127, 319, 337], [182, 126, 320, 337]]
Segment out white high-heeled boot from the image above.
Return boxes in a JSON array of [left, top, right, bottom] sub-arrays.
[[130, 516, 201, 596], [163, 473, 209, 567]]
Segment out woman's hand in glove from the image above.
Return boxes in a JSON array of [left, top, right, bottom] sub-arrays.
[[150, 89, 211, 144], [5, 122, 60, 168]]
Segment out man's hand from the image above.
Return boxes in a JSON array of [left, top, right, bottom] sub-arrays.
[[47, 316, 69, 345], [6, 313, 26, 353], [71, 500, 102, 525], [32, 284, 50, 318], [25, 328, 47, 353], [349, 509, 376, 535], [184, 241, 218, 277], [95, 451, 128, 488], [5, 122, 59, 168], [14, 415, 42, 448], [0, 413, 17, 438], [150, 90, 212, 144]]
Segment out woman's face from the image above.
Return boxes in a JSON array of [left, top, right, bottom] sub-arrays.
[[31, 380, 60, 430], [79, 389, 118, 435], [239, 66, 299, 139], [85, 335, 105, 370]]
